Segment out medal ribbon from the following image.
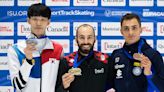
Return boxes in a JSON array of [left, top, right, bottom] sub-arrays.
[[123, 39, 144, 60], [73, 51, 93, 68]]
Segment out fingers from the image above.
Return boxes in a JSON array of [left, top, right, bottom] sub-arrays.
[[24, 43, 37, 59], [140, 55, 152, 75], [62, 73, 75, 89], [106, 88, 116, 92], [140, 55, 151, 68], [26, 43, 37, 51]]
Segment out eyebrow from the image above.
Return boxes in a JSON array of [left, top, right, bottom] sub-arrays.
[[122, 25, 138, 27]]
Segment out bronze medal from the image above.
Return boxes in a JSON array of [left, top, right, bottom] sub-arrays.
[[133, 53, 142, 61]]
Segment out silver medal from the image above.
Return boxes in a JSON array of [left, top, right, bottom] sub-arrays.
[[132, 67, 142, 76]]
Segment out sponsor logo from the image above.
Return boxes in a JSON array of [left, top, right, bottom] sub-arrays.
[[52, 40, 70, 53], [101, 22, 121, 36], [157, 0, 164, 6], [157, 22, 164, 36], [0, 57, 8, 70], [102, 0, 125, 6], [17, 22, 31, 36], [0, 86, 14, 92], [160, 25, 164, 33], [0, 40, 14, 53], [74, 0, 98, 6], [129, 0, 153, 6], [95, 68, 104, 74], [18, 0, 41, 6], [52, 10, 95, 17], [51, 0, 69, 2], [73, 22, 98, 36], [0, 22, 14, 36], [146, 40, 153, 48], [115, 64, 125, 69], [143, 9, 164, 17], [101, 40, 124, 53], [104, 10, 131, 17], [77, 0, 94, 3], [141, 22, 153, 36], [46, 22, 70, 36], [46, 0, 70, 6], [7, 11, 27, 17], [157, 40, 164, 53], [0, 0, 14, 6]]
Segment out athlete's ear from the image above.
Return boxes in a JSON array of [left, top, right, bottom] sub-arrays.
[[27, 18, 30, 24]]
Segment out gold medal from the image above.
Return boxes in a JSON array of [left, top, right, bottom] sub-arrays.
[[68, 67, 82, 76], [133, 53, 142, 61]]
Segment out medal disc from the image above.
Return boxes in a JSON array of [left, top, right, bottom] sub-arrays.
[[132, 67, 142, 76], [68, 68, 82, 76], [133, 53, 142, 61]]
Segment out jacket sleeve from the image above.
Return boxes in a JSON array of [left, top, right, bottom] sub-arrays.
[[7, 46, 34, 91], [105, 55, 115, 91], [55, 58, 70, 92], [146, 50, 164, 92]]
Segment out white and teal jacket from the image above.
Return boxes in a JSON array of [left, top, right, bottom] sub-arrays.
[[7, 35, 64, 92]]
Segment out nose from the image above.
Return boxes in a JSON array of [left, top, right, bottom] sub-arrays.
[[36, 20, 41, 25], [129, 29, 133, 35], [84, 38, 88, 44]]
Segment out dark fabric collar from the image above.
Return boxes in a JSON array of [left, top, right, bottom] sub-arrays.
[[123, 38, 151, 55]]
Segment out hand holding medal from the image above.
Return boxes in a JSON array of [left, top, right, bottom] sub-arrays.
[[24, 38, 37, 60], [133, 53, 152, 75], [62, 73, 75, 89]]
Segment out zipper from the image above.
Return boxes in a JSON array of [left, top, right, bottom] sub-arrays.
[[125, 59, 130, 92]]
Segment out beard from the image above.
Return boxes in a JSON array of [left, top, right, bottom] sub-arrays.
[[77, 41, 95, 54]]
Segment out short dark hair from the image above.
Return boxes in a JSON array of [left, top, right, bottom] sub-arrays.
[[121, 13, 141, 27], [27, 3, 51, 19], [76, 24, 95, 37]]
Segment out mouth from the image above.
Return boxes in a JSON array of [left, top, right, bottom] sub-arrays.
[[35, 27, 42, 30], [82, 45, 90, 50]]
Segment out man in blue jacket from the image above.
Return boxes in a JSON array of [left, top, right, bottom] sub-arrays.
[[111, 13, 164, 92]]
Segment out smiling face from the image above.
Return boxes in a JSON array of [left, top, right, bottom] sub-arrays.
[[121, 16, 142, 45], [28, 16, 50, 38], [76, 24, 96, 55]]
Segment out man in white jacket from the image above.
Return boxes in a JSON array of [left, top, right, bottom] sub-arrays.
[[7, 3, 64, 92]]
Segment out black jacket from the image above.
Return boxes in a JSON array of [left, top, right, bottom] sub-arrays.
[[55, 51, 114, 92], [111, 38, 164, 92]]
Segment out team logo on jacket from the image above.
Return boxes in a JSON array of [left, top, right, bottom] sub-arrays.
[[115, 64, 124, 79], [101, 55, 105, 61], [115, 57, 120, 63], [49, 58, 57, 63], [69, 59, 74, 63], [116, 69, 123, 79], [94, 68, 104, 74]]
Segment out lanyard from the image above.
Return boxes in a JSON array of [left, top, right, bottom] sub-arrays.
[[73, 51, 93, 68], [123, 39, 144, 60]]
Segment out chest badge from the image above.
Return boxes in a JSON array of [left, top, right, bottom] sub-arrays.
[[116, 69, 123, 79], [115, 57, 120, 63], [95, 68, 104, 74]]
